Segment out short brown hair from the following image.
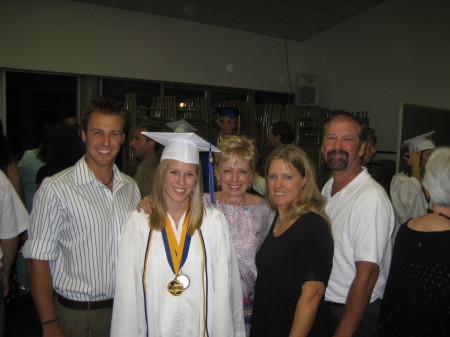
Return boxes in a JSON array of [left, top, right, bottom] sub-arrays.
[[323, 113, 367, 148], [82, 97, 127, 132]]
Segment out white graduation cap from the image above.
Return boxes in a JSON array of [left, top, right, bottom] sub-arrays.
[[166, 119, 197, 133], [141, 132, 220, 165], [401, 131, 436, 153]]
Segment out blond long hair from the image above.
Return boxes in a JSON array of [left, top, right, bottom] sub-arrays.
[[265, 145, 330, 228], [150, 159, 204, 235]]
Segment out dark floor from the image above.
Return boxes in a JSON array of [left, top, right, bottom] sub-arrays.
[[5, 291, 41, 337]]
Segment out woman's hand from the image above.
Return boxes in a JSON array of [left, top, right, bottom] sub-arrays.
[[408, 147, 420, 168], [136, 195, 154, 215], [408, 147, 421, 181]]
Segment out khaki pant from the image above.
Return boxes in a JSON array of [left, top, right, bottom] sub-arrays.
[[54, 295, 112, 337]]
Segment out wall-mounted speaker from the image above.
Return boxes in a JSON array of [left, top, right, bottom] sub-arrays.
[[295, 74, 319, 106]]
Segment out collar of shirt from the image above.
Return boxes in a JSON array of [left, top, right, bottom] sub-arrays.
[[73, 155, 125, 188], [323, 166, 370, 198]]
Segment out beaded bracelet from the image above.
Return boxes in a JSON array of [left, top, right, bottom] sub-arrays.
[[41, 317, 60, 326]]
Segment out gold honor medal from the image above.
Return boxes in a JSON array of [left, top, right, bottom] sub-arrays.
[[164, 213, 191, 296], [167, 279, 184, 296], [176, 273, 190, 290]]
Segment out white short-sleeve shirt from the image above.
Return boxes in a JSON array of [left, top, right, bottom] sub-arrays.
[[0, 170, 29, 266], [322, 168, 395, 304]]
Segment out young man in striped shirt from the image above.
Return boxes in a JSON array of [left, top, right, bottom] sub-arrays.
[[24, 97, 141, 337]]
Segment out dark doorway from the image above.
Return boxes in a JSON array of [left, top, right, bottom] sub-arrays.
[[6, 71, 78, 158]]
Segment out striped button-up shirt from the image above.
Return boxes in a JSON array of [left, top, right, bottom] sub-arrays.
[[23, 157, 141, 301]]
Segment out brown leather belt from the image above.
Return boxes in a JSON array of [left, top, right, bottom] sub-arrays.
[[57, 294, 114, 310]]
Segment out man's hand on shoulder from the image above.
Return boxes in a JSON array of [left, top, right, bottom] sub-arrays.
[[136, 195, 153, 215]]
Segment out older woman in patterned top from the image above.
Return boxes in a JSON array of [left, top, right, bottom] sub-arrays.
[[203, 135, 274, 335]]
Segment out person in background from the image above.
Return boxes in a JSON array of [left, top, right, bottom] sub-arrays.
[[111, 132, 245, 337], [362, 127, 377, 166], [379, 146, 450, 337], [267, 120, 295, 148], [0, 170, 29, 337], [24, 97, 140, 337], [35, 122, 84, 189], [18, 149, 44, 213], [216, 107, 240, 145], [321, 113, 394, 337], [205, 135, 274, 335], [130, 123, 161, 198], [390, 131, 435, 236], [19, 114, 81, 212], [202, 107, 240, 192], [63, 115, 79, 131], [0, 120, 25, 205], [250, 145, 334, 337], [252, 120, 296, 196]]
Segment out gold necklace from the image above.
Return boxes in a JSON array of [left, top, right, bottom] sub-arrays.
[[214, 193, 248, 224], [273, 216, 284, 234]]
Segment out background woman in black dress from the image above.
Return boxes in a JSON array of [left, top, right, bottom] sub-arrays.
[[250, 145, 334, 337]]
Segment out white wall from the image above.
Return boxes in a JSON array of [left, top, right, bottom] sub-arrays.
[[0, 0, 291, 93], [291, 0, 450, 157], [1, 0, 449, 159]]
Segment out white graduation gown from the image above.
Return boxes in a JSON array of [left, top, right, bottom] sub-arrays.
[[390, 172, 429, 237], [111, 206, 245, 337]]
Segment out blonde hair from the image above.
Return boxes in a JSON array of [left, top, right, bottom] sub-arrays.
[[150, 159, 204, 235], [214, 135, 259, 172], [265, 145, 330, 227]]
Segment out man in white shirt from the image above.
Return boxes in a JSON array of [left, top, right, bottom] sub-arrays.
[[321, 114, 394, 337], [0, 170, 29, 337], [24, 97, 140, 337]]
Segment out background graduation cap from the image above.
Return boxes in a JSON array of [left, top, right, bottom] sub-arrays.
[[166, 119, 197, 133], [216, 107, 241, 134], [402, 131, 436, 152], [216, 107, 240, 119]]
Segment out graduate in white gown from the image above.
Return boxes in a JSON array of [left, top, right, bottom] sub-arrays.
[[391, 131, 436, 236], [111, 132, 245, 337]]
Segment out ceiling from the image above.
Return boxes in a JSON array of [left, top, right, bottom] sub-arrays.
[[75, 0, 385, 42]]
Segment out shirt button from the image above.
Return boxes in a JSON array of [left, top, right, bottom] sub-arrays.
[[414, 241, 422, 248]]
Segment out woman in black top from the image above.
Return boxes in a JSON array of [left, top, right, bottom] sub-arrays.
[[250, 145, 334, 337], [379, 147, 450, 337]]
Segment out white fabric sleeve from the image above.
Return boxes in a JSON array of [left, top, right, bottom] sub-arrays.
[[111, 211, 148, 337], [390, 173, 426, 225], [352, 193, 394, 266], [209, 210, 246, 337]]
